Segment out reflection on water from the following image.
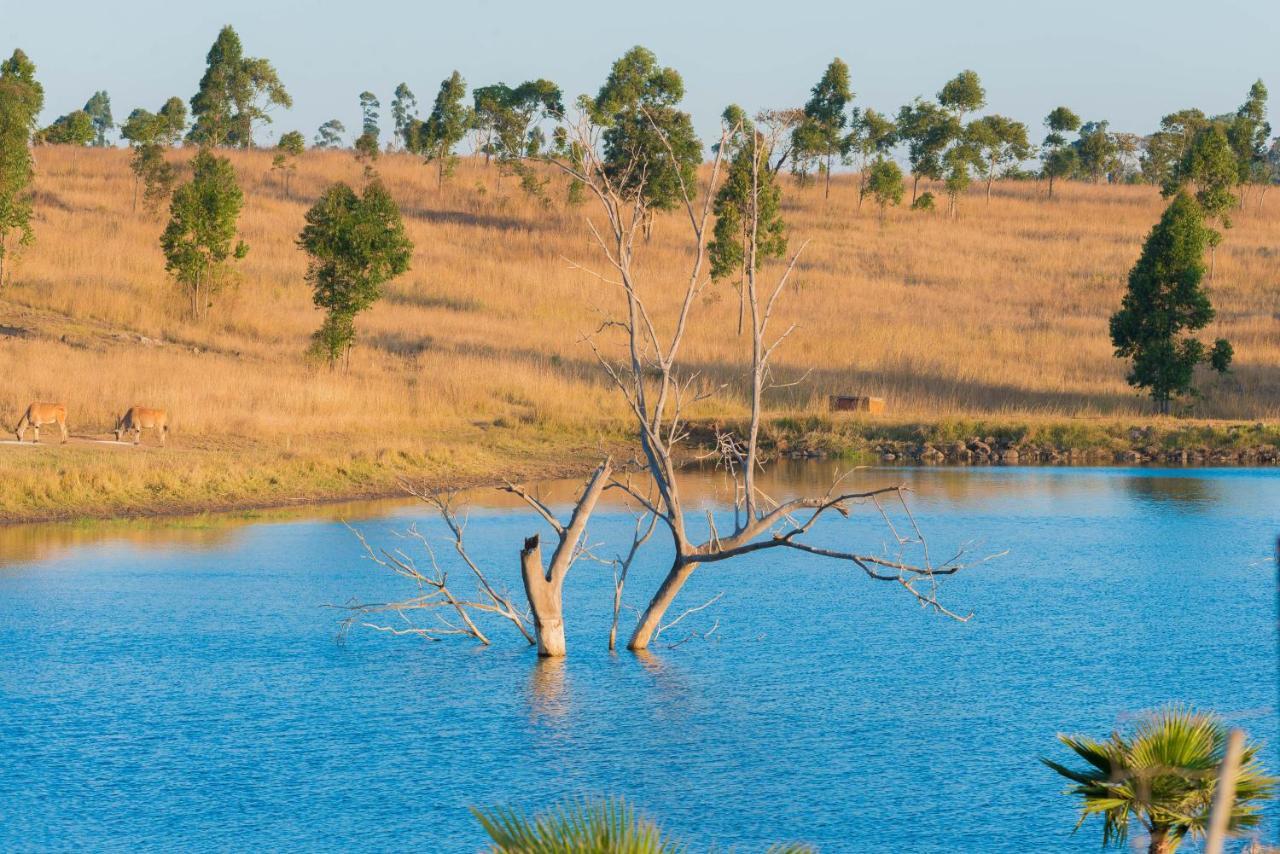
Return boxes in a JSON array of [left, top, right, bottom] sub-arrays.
[[2, 463, 1265, 567], [527, 657, 569, 721], [1119, 473, 1224, 509]]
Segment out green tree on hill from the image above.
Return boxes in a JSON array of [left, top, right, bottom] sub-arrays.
[[792, 57, 853, 198], [314, 119, 345, 149], [406, 71, 470, 188], [590, 46, 701, 228], [1074, 120, 1119, 183], [1041, 106, 1080, 198], [1227, 79, 1270, 201], [967, 114, 1031, 200], [938, 69, 986, 124], [848, 107, 896, 210], [865, 157, 904, 223], [188, 25, 291, 148], [0, 48, 44, 289], [896, 98, 958, 205], [1109, 192, 1232, 414], [272, 130, 305, 197], [390, 83, 417, 150], [469, 79, 561, 196], [37, 109, 94, 145], [121, 96, 188, 147], [709, 107, 787, 333], [121, 97, 187, 214], [83, 90, 113, 146], [160, 149, 249, 318], [298, 180, 413, 366]]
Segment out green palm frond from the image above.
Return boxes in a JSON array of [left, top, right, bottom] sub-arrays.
[[1044, 705, 1277, 851], [472, 797, 684, 854], [471, 797, 817, 853]]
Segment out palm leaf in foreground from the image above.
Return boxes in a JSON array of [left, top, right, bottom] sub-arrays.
[[471, 796, 818, 853], [1043, 705, 1276, 854]]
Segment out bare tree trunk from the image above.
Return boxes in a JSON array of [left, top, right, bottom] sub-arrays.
[[911, 173, 920, 205], [510, 460, 611, 657], [628, 559, 696, 650], [824, 154, 832, 199], [520, 535, 566, 656]]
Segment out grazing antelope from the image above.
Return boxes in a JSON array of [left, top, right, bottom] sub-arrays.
[[115, 407, 169, 446], [14, 402, 69, 443]]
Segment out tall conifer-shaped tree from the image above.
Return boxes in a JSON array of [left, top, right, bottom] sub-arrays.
[[1109, 192, 1232, 414]]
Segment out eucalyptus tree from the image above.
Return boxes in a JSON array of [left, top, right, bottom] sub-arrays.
[[589, 46, 701, 231], [1227, 79, 1270, 204], [160, 149, 249, 318], [390, 82, 417, 150], [36, 110, 94, 145], [314, 119, 345, 149], [709, 105, 787, 333], [298, 180, 413, 366], [1142, 108, 1207, 188], [967, 114, 1030, 200], [0, 48, 44, 289], [1074, 120, 1119, 183], [272, 130, 305, 197], [121, 97, 186, 213], [1041, 106, 1081, 198], [188, 25, 292, 148], [937, 69, 986, 124], [1109, 192, 1232, 414], [942, 139, 981, 218], [848, 107, 896, 209], [83, 90, 113, 146], [792, 57, 853, 197], [358, 91, 379, 137], [406, 71, 470, 188], [896, 98, 958, 204], [866, 156, 904, 223], [467, 79, 562, 196], [1174, 124, 1241, 276]]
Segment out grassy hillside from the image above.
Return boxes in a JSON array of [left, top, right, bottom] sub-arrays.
[[1, 146, 1277, 521]]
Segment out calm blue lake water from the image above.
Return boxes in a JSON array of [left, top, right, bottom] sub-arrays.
[[1, 464, 1277, 852]]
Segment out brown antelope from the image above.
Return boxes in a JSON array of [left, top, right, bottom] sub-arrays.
[[115, 407, 169, 446], [14, 402, 69, 443]]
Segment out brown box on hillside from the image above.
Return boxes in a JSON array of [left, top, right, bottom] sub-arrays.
[[828, 395, 886, 414]]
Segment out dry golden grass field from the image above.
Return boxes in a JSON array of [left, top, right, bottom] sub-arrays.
[[1, 145, 1277, 521]]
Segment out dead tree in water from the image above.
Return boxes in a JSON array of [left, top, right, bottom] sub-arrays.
[[341, 71, 986, 657], [548, 103, 982, 650], [506, 460, 611, 655]]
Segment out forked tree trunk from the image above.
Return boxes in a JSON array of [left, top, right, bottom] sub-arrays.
[[513, 460, 611, 657], [628, 559, 697, 650], [520, 535, 566, 656]]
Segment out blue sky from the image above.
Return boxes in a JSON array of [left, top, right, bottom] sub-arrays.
[[7, 0, 1279, 148]]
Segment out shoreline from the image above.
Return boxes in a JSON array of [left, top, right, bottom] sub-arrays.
[[2, 415, 1277, 527]]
